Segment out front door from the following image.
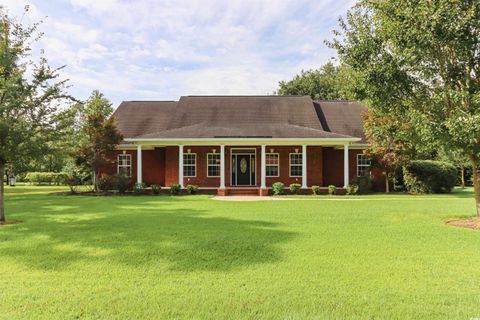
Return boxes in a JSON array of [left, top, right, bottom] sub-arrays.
[[236, 154, 251, 185]]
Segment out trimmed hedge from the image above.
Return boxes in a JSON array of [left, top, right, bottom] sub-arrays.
[[25, 172, 66, 185], [403, 160, 457, 193]]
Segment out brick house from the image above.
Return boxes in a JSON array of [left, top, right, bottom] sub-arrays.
[[102, 95, 382, 195]]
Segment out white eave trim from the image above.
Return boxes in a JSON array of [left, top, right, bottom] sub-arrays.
[[123, 137, 361, 146]]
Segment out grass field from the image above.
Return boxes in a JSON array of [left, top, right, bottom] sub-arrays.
[[1, 186, 480, 319]]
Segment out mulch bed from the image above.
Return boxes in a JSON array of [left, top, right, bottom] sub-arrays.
[[446, 218, 480, 230]]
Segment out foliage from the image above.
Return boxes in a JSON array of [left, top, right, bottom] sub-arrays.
[[350, 176, 373, 194], [113, 174, 131, 194], [276, 62, 356, 100], [132, 182, 146, 195], [346, 184, 359, 195], [311, 185, 321, 195], [25, 172, 66, 185], [329, 0, 480, 214], [328, 185, 337, 195], [0, 7, 73, 221], [74, 94, 123, 193], [403, 160, 457, 194], [272, 182, 285, 195], [289, 183, 302, 194], [151, 184, 161, 195], [169, 183, 181, 195], [97, 174, 114, 192], [186, 184, 199, 195]]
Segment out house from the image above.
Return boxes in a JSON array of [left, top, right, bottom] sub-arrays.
[[102, 95, 382, 195]]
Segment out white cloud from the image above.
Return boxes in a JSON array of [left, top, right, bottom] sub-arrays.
[[2, 0, 356, 106]]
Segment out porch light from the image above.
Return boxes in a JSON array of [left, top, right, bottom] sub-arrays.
[[187, 149, 191, 154], [270, 148, 274, 153], [295, 148, 299, 153]]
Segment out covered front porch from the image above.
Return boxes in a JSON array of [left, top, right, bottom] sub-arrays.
[[122, 138, 362, 196]]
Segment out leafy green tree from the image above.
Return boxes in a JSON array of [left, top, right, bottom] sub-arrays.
[[276, 62, 356, 100], [0, 8, 71, 222], [74, 92, 122, 192], [329, 0, 480, 216]]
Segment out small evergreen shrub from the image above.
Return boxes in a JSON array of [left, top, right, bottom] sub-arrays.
[[97, 174, 114, 191], [170, 183, 181, 195], [328, 185, 337, 195], [350, 176, 373, 194], [25, 172, 67, 185], [186, 184, 199, 194], [346, 183, 359, 195], [114, 174, 131, 194], [133, 182, 146, 195], [311, 185, 321, 195], [289, 183, 302, 194], [151, 184, 161, 195], [403, 160, 457, 193], [272, 182, 285, 195]]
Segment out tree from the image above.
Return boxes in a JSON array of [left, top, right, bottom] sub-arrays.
[[276, 62, 356, 100], [0, 8, 71, 222], [74, 92, 122, 193], [329, 0, 480, 216], [437, 148, 471, 189]]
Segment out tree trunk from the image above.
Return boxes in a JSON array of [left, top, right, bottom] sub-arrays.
[[460, 166, 465, 189], [0, 161, 5, 222], [385, 171, 390, 193], [92, 170, 97, 193], [471, 158, 480, 218]]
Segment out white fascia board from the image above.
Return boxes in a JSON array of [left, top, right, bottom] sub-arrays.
[[123, 137, 361, 146]]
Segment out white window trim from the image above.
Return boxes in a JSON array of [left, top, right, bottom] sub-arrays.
[[117, 154, 132, 177], [207, 153, 221, 177], [289, 152, 303, 177], [183, 153, 197, 177], [356, 154, 371, 177], [265, 153, 280, 177]]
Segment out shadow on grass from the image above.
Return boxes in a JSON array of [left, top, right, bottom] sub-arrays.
[[0, 195, 296, 272]]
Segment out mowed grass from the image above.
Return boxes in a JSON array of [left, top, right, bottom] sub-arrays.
[[1, 186, 480, 319]]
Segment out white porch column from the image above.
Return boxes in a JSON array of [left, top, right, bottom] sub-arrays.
[[220, 145, 225, 189], [136, 145, 142, 184], [302, 145, 307, 188], [178, 145, 184, 188], [261, 145, 266, 189], [344, 143, 349, 188]]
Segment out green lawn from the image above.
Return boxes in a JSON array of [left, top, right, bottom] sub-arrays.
[[1, 186, 480, 319]]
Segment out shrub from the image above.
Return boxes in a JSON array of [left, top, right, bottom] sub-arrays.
[[170, 183, 181, 195], [113, 174, 131, 194], [328, 185, 337, 195], [97, 174, 114, 191], [272, 182, 285, 195], [346, 183, 359, 195], [350, 176, 372, 194], [186, 184, 199, 194], [311, 185, 321, 195], [133, 182, 146, 194], [403, 160, 457, 193], [151, 184, 161, 195], [25, 172, 67, 185], [289, 183, 302, 194]]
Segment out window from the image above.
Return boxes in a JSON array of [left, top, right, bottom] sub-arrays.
[[207, 153, 221, 177], [289, 153, 303, 177], [183, 153, 196, 177], [117, 154, 132, 177], [357, 154, 371, 177], [266, 153, 279, 177]]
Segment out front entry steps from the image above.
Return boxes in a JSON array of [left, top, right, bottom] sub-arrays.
[[218, 188, 266, 196]]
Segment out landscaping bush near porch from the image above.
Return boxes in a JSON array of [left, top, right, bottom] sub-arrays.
[[403, 160, 457, 193]]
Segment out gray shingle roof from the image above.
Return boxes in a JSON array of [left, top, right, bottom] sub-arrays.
[[113, 96, 366, 141]]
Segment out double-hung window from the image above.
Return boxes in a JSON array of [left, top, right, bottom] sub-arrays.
[[266, 153, 279, 177], [207, 153, 221, 177], [117, 154, 132, 177], [357, 154, 371, 177], [183, 153, 196, 177], [289, 153, 303, 177]]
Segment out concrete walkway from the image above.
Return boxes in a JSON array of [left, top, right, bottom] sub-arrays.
[[212, 196, 461, 201]]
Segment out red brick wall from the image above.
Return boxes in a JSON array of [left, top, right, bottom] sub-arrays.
[[181, 146, 221, 187], [165, 146, 179, 186]]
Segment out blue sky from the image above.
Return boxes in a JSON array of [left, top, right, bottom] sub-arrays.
[[3, 0, 355, 107]]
